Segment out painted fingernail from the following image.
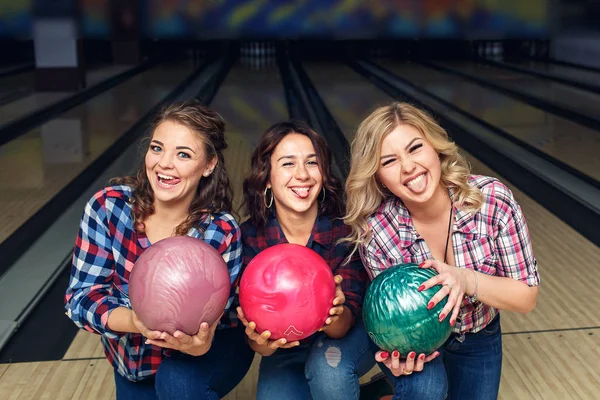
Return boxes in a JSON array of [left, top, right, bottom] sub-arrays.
[[409, 352, 416, 359], [434, 351, 440, 357], [419, 354, 425, 360], [392, 350, 399, 358], [450, 319, 455, 327], [427, 302, 435, 310], [418, 262, 426, 268], [439, 313, 446, 322], [380, 351, 389, 359], [418, 285, 425, 292]]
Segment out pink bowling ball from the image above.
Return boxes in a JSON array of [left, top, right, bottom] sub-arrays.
[[239, 243, 336, 341], [129, 236, 230, 335]]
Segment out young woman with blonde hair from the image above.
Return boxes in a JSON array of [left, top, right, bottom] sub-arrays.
[[344, 102, 540, 400]]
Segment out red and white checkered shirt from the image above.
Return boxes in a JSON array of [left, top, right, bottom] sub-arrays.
[[360, 175, 539, 334]]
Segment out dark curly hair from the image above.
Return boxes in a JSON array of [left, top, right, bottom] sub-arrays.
[[112, 99, 233, 236], [242, 120, 344, 228]]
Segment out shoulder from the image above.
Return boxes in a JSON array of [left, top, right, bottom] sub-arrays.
[[469, 175, 515, 211], [366, 196, 404, 231], [205, 211, 240, 238], [85, 185, 133, 215], [240, 218, 262, 247]]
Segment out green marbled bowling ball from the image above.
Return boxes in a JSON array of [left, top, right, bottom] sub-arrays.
[[363, 264, 453, 355]]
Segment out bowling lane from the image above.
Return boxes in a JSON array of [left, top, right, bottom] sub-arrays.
[[0, 71, 34, 107], [0, 61, 195, 246], [377, 61, 600, 182], [440, 61, 600, 119], [209, 58, 288, 212], [0, 65, 132, 126], [303, 60, 600, 333], [505, 59, 600, 89]]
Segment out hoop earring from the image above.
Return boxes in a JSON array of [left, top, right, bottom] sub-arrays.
[[319, 187, 326, 203], [263, 187, 273, 209]]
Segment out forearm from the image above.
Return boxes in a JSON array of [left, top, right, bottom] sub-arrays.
[[106, 307, 140, 334], [465, 270, 538, 313], [323, 306, 354, 339]]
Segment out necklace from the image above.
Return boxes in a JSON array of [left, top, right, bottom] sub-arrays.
[[443, 205, 453, 264]]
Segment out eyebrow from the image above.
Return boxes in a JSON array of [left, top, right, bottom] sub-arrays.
[[380, 137, 421, 160], [150, 140, 196, 154], [276, 153, 317, 162]]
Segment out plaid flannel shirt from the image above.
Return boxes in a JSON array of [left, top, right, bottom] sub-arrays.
[[360, 175, 539, 334], [64, 185, 242, 381], [240, 212, 369, 326]]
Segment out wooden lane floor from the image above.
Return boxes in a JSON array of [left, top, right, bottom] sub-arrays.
[[0, 65, 132, 127], [0, 61, 195, 246]]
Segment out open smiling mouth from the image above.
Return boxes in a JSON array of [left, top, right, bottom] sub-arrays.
[[157, 173, 181, 188]]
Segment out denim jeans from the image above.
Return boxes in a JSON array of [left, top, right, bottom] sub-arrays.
[[257, 318, 375, 400], [155, 324, 255, 400], [114, 325, 254, 400], [377, 313, 503, 400], [442, 314, 503, 400]]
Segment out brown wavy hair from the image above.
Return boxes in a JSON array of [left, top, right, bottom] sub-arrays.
[[112, 99, 233, 236], [242, 120, 344, 228]]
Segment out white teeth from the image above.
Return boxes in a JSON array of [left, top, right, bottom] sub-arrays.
[[292, 187, 309, 193], [158, 173, 175, 180], [406, 174, 425, 187]]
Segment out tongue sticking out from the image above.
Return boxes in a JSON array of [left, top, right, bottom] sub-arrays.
[[406, 174, 427, 193], [291, 187, 310, 199]]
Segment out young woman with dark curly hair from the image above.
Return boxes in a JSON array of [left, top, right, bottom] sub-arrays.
[[236, 120, 373, 400]]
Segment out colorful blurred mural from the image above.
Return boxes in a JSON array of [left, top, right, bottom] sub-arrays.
[[1, 0, 548, 40]]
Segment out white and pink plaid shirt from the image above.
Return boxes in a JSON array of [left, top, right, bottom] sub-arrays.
[[360, 175, 539, 334]]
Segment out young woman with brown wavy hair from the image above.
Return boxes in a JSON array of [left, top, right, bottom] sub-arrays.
[[65, 99, 254, 399], [344, 102, 539, 400], [236, 120, 373, 400]]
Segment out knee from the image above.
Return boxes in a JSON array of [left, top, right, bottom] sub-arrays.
[[306, 342, 351, 382]]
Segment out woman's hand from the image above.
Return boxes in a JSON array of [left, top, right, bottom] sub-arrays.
[[131, 310, 162, 340], [418, 260, 469, 326], [237, 307, 299, 356], [144, 314, 222, 357], [320, 275, 346, 332], [375, 349, 440, 377]]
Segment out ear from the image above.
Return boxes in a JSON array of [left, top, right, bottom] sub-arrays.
[[203, 155, 218, 177], [266, 181, 271, 189]]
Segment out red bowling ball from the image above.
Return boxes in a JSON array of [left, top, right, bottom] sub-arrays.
[[239, 243, 336, 341], [129, 236, 231, 335]]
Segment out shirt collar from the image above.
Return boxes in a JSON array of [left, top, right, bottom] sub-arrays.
[[385, 188, 479, 247], [265, 211, 332, 249]]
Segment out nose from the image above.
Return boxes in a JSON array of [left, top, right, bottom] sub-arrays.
[[158, 151, 174, 169], [295, 163, 310, 180], [401, 157, 416, 174]]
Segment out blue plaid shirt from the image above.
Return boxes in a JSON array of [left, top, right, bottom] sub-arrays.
[[65, 185, 242, 381]]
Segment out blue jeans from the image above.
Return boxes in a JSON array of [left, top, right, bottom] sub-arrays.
[[377, 314, 503, 400], [155, 325, 255, 399], [257, 318, 375, 400], [442, 314, 503, 400], [114, 325, 254, 400]]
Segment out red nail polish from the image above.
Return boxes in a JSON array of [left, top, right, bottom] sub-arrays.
[[427, 302, 435, 310], [450, 319, 455, 327], [418, 262, 426, 268], [409, 352, 416, 359], [392, 350, 399, 358], [419, 354, 425, 360], [380, 351, 389, 359], [418, 285, 425, 292], [439, 313, 446, 321]]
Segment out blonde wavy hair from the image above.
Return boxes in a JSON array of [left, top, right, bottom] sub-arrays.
[[343, 102, 483, 254]]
